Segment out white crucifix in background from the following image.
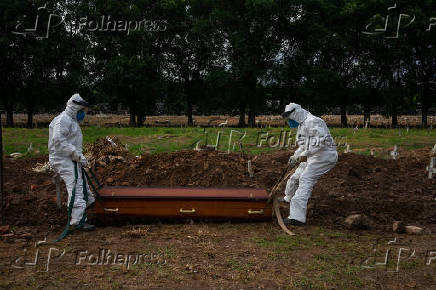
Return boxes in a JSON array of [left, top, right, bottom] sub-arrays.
[[247, 160, 254, 178], [390, 145, 399, 160], [344, 144, 351, 153], [427, 157, 436, 179]]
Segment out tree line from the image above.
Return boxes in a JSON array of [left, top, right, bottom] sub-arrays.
[[1, 0, 435, 128]]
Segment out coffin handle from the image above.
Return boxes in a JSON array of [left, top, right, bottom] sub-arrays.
[[248, 209, 263, 214], [179, 208, 196, 213], [104, 208, 119, 213]]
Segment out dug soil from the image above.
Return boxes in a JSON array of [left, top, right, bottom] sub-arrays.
[[2, 146, 435, 234]]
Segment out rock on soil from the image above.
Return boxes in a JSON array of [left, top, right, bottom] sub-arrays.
[[344, 214, 372, 230], [393, 221, 406, 233], [405, 225, 423, 235], [0, 225, 10, 234]]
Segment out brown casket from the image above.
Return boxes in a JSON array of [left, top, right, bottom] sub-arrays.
[[94, 187, 272, 220]]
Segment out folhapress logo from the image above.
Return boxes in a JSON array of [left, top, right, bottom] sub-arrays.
[[12, 3, 64, 39], [12, 3, 167, 39]]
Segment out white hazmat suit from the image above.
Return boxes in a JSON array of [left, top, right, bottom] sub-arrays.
[[48, 94, 94, 226], [283, 103, 337, 224]]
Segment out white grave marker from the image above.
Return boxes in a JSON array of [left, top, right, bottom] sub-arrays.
[[27, 143, 33, 153], [248, 160, 254, 178], [390, 145, 399, 160], [426, 157, 436, 179]]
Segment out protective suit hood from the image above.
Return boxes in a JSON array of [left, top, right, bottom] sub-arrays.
[[284, 103, 308, 123], [65, 94, 88, 120]]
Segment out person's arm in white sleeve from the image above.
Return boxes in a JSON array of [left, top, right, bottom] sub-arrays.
[[293, 146, 306, 158], [290, 127, 308, 164], [52, 117, 77, 157], [306, 120, 329, 156]]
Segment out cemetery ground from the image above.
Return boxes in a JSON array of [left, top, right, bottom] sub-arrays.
[[0, 127, 435, 288]]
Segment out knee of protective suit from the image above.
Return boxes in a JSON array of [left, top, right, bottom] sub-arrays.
[[291, 190, 310, 204], [292, 162, 307, 178], [284, 178, 298, 198], [298, 172, 319, 187], [67, 194, 86, 208], [289, 173, 299, 183]]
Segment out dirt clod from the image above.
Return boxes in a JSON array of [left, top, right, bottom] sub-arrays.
[[0, 225, 10, 234], [393, 221, 406, 233], [344, 214, 372, 230], [405, 225, 423, 235]]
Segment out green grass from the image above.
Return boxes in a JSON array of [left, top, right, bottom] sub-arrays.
[[249, 228, 369, 289], [3, 126, 436, 156]]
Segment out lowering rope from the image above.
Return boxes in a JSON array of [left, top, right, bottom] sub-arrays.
[[83, 167, 102, 200], [268, 163, 298, 236], [55, 161, 89, 242]]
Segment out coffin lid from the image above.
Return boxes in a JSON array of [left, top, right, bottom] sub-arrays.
[[98, 186, 269, 200]]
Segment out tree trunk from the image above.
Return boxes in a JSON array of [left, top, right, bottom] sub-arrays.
[[340, 103, 347, 127], [185, 80, 194, 127], [238, 101, 246, 127], [187, 96, 193, 126], [248, 88, 256, 127], [129, 105, 136, 127], [391, 103, 398, 127], [5, 103, 13, 127], [421, 82, 429, 128], [26, 108, 34, 128], [247, 75, 257, 127], [248, 109, 255, 127], [363, 102, 371, 125], [2, 89, 15, 127], [136, 114, 145, 127], [421, 103, 428, 128]]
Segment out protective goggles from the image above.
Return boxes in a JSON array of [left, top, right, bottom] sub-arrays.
[[281, 108, 295, 119], [72, 99, 90, 107]]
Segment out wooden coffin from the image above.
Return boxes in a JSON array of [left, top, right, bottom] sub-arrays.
[[94, 187, 272, 220]]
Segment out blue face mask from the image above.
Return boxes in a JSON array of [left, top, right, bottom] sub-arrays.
[[288, 119, 299, 128], [76, 110, 86, 122]]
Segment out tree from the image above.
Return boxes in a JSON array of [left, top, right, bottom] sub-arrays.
[[160, 0, 222, 126], [213, 0, 284, 127]]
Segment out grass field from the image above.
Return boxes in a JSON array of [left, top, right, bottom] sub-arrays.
[[3, 126, 436, 157]]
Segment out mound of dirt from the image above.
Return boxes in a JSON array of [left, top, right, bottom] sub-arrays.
[[85, 136, 131, 163], [2, 156, 64, 235], [2, 145, 435, 235], [310, 151, 436, 228], [96, 150, 278, 188]]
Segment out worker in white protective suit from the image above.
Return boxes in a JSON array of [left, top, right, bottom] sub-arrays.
[[48, 93, 95, 231], [281, 103, 337, 226]]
